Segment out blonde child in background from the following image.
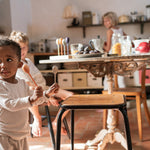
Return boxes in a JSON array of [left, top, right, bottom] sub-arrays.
[[102, 11, 126, 53], [102, 11, 126, 89], [0, 38, 59, 150], [10, 31, 73, 135]]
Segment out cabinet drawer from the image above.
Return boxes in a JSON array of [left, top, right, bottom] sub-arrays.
[[87, 73, 102, 87], [139, 69, 150, 84], [124, 71, 139, 86], [58, 73, 72, 88], [72, 73, 87, 87]]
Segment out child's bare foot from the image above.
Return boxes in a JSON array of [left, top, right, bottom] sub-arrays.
[[52, 122, 67, 135]]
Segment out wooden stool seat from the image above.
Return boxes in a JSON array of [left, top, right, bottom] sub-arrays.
[[55, 94, 132, 150], [62, 94, 125, 106]]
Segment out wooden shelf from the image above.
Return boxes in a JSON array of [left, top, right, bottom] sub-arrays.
[[67, 20, 150, 38], [28, 52, 57, 65], [62, 86, 103, 90], [40, 69, 87, 73], [29, 52, 57, 56]]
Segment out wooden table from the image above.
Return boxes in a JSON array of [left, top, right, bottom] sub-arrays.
[[40, 54, 150, 150]]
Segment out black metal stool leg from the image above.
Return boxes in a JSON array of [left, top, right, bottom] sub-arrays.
[[29, 112, 34, 138], [63, 117, 70, 139], [119, 106, 132, 150], [71, 110, 74, 150], [55, 108, 66, 150], [45, 105, 55, 149]]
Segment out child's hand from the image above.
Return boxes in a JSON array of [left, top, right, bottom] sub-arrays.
[[44, 83, 59, 98], [49, 95, 62, 106], [29, 86, 43, 104]]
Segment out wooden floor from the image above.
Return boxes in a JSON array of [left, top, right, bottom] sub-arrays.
[[28, 100, 150, 150]]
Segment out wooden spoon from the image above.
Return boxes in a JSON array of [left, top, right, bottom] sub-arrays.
[[22, 64, 37, 86], [62, 39, 66, 55], [65, 37, 70, 55], [52, 65, 58, 83], [59, 38, 63, 55]]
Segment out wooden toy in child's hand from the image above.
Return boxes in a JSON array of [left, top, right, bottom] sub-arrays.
[[52, 65, 58, 83], [22, 64, 38, 87]]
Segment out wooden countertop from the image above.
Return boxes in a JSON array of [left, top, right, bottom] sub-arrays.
[[39, 53, 150, 64]]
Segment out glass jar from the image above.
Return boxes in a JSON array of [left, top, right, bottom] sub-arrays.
[[111, 33, 122, 56], [146, 5, 150, 20], [121, 36, 132, 56]]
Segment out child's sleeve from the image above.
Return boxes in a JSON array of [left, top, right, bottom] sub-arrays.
[[0, 87, 32, 111]]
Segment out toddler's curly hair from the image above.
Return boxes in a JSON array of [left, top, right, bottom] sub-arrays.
[[9, 31, 29, 44]]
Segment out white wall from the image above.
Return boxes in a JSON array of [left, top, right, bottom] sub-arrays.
[[0, 0, 11, 35], [9, 0, 32, 35], [9, 0, 150, 44]]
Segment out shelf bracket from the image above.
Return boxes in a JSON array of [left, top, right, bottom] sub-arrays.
[[83, 26, 86, 38], [140, 22, 144, 34]]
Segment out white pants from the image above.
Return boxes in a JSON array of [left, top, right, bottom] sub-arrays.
[[0, 135, 29, 150]]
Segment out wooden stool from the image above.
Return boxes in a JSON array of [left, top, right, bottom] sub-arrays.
[[55, 94, 132, 150]]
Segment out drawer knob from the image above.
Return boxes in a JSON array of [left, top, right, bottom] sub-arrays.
[[63, 79, 68, 81], [77, 78, 82, 81], [146, 75, 149, 79]]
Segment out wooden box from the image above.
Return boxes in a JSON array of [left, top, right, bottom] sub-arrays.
[[87, 73, 102, 87], [72, 73, 87, 87], [82, 11, 92, 26], [58, 73, 72, 88]]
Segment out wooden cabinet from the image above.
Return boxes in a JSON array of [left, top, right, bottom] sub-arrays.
[[41, 69, 103, 90]]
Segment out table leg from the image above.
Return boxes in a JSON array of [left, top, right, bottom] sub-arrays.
[[97, 109, 127, 150], [86, 75, 128, 150]]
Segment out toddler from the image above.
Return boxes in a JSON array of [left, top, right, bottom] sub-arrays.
[[0, 37, 59, 150], [10, 31, 73, 135]]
